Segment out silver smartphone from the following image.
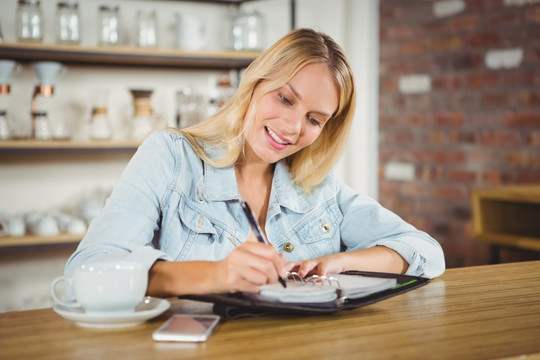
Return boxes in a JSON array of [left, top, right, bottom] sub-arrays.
[[152, 314, 220, 342]]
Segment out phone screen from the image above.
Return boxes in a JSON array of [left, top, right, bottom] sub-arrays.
[[152, 314, 220, 342]]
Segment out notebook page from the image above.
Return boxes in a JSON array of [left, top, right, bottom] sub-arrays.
[[331, 274, 397, 299], [258, 274, 397, 303], [259, 282, 337, 303]]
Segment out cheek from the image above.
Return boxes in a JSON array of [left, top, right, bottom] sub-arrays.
[[255, 95, 278, 121], [299, 127, 323, 147]]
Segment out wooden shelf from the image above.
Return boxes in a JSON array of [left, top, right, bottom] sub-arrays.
[[0, 42, 261, 69], [0, 0, 272, 251], [472, 184, 540, 253], [0, 139, 141, 152], [474, 232, 540, 252], [0, 233, 83, 248]]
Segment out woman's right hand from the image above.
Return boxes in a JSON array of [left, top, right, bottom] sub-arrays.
[[211, 242, 287, 294], [147, 242, 287, 297]]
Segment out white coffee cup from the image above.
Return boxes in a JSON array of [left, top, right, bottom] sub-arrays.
[[175, 13, 208, 51], [51, 261, 148, 314]]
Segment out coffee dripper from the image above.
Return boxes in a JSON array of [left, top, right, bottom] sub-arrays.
[[31, 61, 66, 139], [0, 60, 19, 95], [129, 89, 164, 140], [0, 60, 20, 139]]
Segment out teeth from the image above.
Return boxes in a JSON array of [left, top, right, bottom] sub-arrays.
[[265, 127, 290, 145]]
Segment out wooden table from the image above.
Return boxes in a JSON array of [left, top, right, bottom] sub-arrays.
[[1, 261, 540, 360]]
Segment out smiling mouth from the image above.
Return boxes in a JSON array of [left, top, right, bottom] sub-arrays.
[[265, 126, 292, 145]]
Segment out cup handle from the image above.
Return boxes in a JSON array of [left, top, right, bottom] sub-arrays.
[[50, 276, 80, 308]]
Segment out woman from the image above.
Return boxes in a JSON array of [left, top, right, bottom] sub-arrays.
[[66, 28, 445, 297]]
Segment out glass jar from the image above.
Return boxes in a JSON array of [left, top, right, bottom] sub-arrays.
[[136, 10, 157, 48], [176, 87, 203, 129], [231, 8, 264, 51], [0, 110, 10, 140], [89, 107, 111, 140], [33, 111, 51, 140], [98, 5, 120, 46], [52, 115, 70, 140], [16, 0, 43, 43], [56, 1, 80, 44]]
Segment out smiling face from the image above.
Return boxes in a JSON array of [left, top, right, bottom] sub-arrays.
[[243, 63, 339, 166]]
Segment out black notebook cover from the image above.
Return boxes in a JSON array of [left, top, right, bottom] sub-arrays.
[[180, 271, 430, 319]]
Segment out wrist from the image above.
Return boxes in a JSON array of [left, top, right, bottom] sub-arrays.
[[147, 260, 219, 297], [147, 260, 171, 297], [339, 246, 409, 274], [334, 251, 351, 273]]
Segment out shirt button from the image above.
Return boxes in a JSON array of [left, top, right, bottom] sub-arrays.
[[321, 223, 330, 233], [283, 242, 294, 252]]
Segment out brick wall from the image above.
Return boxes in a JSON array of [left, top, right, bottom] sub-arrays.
[[378, 0, 540, 267]]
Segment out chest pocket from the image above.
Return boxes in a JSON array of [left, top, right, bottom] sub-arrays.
[[289, 201, 343, 258], [181, 205, 217, 234], [174, 204, 238, 261]]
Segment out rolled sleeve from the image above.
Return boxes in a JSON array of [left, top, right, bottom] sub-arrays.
[[337, 179, 445, 278], [65, 131, 178, 276]]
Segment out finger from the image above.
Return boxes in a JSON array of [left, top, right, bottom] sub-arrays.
[[240, 267, 273, 287], [228, 276, 266, 294], [235, 248, 281, 283], [316, 262, 330, 277], [217, 256, 274, 293], [235, 242, 291, 285], [239, 242, 287, 280], [297, 260, 319, 278], [272, 253, 289, 278], [284, 261, 300, 273]]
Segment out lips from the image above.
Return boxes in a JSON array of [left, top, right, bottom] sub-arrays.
[[265, 126, 291, 146]]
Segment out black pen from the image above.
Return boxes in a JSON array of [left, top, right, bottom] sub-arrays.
[[239, 199, 287, 288]]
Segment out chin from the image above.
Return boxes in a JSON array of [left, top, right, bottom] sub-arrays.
[[255, 151, 286, 165]]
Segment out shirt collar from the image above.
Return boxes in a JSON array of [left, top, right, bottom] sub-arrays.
[[202, 143, 238, 201], [270, 161, 314, 213]]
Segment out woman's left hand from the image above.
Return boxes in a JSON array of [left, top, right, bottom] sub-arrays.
[[286, 253, 345, 278], [286, 246, 409, 279]]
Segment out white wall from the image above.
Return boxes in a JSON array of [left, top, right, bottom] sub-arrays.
[[295, 0, 379, 198], [0, 0, 378, 311], [343, 0, 379, 198]]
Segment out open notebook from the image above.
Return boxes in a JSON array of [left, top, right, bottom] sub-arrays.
[[182, 271, 430, 318], [259, 273, 397, 303]]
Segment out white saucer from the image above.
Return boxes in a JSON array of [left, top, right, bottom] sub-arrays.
[[53, 297, 170, 328]]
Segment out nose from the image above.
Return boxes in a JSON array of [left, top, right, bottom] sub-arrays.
[[283, 109, 303, 137]]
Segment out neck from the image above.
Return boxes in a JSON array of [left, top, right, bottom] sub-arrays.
[[235, 161, 275, 199], [235, 145, 275, 228], [235, 143, 274, 184]]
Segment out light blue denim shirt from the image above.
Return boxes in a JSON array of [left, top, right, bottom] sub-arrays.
[[66, 130, 445, 279]]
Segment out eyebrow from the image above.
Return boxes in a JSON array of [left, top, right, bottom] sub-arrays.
[[286, 84, 334, 118]]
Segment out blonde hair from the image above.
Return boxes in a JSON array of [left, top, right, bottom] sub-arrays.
[[179, 28, 356, 192]]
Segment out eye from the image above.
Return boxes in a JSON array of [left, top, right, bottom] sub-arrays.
[[278, 93, 292, 105], [308, 114, 322, 127]]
